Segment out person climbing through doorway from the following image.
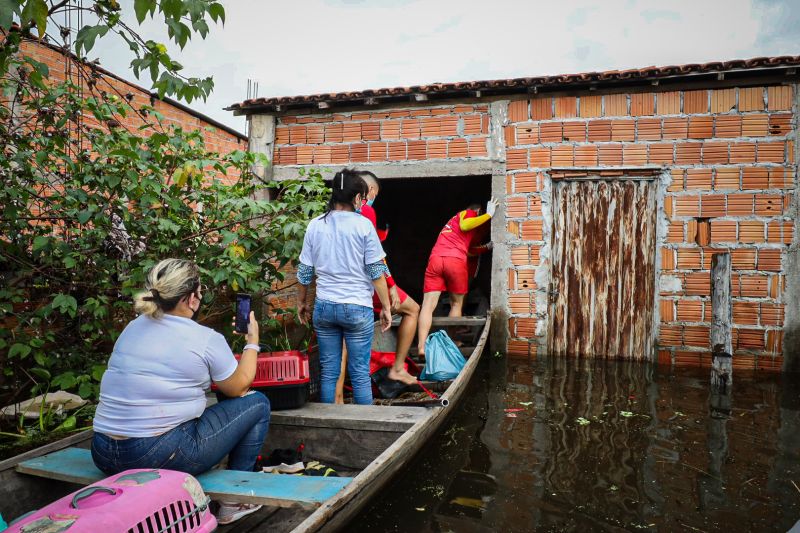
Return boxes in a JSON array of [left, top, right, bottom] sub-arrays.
[[417, 199, 498, 358], [334, 170, 420, 403]]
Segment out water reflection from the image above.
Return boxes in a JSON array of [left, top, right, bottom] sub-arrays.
[[351, 357, 800, 532]]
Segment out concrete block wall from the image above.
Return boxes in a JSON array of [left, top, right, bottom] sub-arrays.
[[504, 86, 796, 371]]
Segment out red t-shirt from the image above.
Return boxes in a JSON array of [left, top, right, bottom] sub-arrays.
[[430, 210, 480, 261], [360, 204, 395, 288]]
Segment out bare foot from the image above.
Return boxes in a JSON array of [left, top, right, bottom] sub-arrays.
[[388, 367, 418, 385]]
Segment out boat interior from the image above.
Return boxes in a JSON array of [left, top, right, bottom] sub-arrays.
[[0, 315, 490, 533]]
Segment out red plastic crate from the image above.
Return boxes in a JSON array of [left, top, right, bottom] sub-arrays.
[[212, 351, 310, 410]]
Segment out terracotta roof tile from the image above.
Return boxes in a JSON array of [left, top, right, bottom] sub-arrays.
[[228, 56, 800, 114]]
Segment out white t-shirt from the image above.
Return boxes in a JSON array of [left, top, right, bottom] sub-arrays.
[[299, 210, 386, 308], [93, 314, 238, 437]]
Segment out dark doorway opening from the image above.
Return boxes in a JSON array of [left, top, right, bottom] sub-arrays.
[[371, 175, 493, 313]]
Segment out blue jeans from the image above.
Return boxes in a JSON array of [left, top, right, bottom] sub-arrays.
[[313, 298, 374, 405], [91, 391, 270, 476]]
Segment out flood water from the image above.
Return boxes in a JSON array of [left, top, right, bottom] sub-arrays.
[[350, 356, 800, 532]]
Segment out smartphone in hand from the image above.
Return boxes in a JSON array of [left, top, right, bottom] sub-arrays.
[[234, 293, 251, 334]]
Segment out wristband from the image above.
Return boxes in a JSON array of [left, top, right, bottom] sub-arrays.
[[243, 344, 260, 353]]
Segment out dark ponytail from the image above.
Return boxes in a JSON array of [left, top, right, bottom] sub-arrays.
[[323, 168, 368, 220]]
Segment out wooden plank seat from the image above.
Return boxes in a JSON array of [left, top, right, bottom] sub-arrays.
[[270, 402, 428, 432], [390, 315, 486, 327], [16, 447, 351, 510]]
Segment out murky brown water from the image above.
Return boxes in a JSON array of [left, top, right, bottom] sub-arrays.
[[350, 357, 800, 532]]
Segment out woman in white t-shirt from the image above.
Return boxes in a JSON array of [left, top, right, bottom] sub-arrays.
[[296, 170, 392, 404], [91, 258, 268, 525]]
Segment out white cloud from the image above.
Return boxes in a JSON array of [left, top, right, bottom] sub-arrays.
[[90, 0, 797, 132]]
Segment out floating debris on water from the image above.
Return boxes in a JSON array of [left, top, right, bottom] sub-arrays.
[[576, 417, 591, 425]]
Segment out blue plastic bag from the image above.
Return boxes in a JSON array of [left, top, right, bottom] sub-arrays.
[[419, 331, 467, 381]]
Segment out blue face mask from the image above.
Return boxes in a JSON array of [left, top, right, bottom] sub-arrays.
[[366, 198, 375, 207]]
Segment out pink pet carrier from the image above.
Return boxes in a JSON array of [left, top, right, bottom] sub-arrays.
[[8, 469, 217, 533]]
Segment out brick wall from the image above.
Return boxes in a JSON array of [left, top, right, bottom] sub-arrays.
[[19, 39, 246, 181], [273, 104, 490, 165], [504, 86, 795, 370]]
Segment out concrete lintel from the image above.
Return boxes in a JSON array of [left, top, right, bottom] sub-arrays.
[[272, 159, 494, 181]]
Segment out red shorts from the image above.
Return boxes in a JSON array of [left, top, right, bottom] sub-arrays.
[[423, 256, 468, 294], [373, 285, 408, 312]]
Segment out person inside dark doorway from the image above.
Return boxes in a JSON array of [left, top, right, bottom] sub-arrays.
[[417, 199, 497, 357], [356, 170, 420, 385]]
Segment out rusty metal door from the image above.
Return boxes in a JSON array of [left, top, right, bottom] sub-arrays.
[[547, 179, 658, 360]]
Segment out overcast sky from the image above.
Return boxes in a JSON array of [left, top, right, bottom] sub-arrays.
[[92, 0, 799, 133]]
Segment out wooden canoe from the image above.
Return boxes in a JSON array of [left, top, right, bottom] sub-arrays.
[[0, 315, 491, 532]]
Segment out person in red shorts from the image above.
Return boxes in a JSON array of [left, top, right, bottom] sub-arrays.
[[417, 198, 497, 357], [332, 171, 420, 392]]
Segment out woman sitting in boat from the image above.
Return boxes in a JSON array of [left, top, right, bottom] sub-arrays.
[[91, 258, 269, 524], [296, 169, 392, 405]]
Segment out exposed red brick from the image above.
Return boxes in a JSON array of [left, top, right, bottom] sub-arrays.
[[663, 117, 688, 139], [659, 325, 683, 347], [426, 140, 447, 160], [462, 114, 483, 135], [610, 119, 635, 141], [637, 118, 662, 140], [702, 142, 729, 164], [551, 145, 574, 166], [506, 148, 528, 170], [684, 90, 709, 114], [324, 123, 343, 143], [579, 95, 602, 118], [711, 88, 736, 113], [685, 272, 710, 296], [767, 86, 793, 111], [677, 247, 702, 269], [757, 249, 782, 271], [313, 145, 331, 164], [739, 274, 769, 297], [530, 147, 551, 167], [562, 121, 587, 142], [516, 124, 538, 144], [407, 140, 426, 160], [657, 91, 681, 114], [331, 145, 350, 163], [726, 193, 754, 216], [761, 303, 785, 326], [289, 125, 307, 144], [768, 113, 792, 136], [468, 139, 488, 157], [400, 119, 421, 139], [598, 144, 623, 166], [520, 220, 543, 241], [674, 195, 700, 217], [675, 142, 702, 165], [662, 248, 676, 269], [700, 194, 725, 217], [349, 143, 368, 162], [676, 300, 704, 322], [649, 143, 674, 164], [604, 94, 628, 116], [514, 172, 539, 193], [574, 145, 598, 166], [731, 248, 757, 270], [739, 87, 765, 112], [588, 120, 612, 142], [736, 328, 765, 350], [684, 325, 711, 347], [508, 100, 529, 122], [275, 126, 290, 144], [447, 138, 468, 158], [685, 169, 712, 190], [306, 125, 325, 144], [506, 196, 528, 218], [742, 114, 769, 137], [715, 115, 742, 138], [387, 142, 406, 161], [342, 122, 362, 142], [509, 293, 532, 314], [510, 246, 531, 266], [554, 96, 578, 118], [531, 98, 552, 120], [622, 144, 647, 165], [380, 120, 401, 140], [296, 145, 314, 164], [757, 141, 786, 163], [733, 301, 760, 325], [710, 220, 737, 242], [660, 299, 676, 322], [688, 116, 713, 139], [754, 194, 784, 216], [539, 122, 563, 143]]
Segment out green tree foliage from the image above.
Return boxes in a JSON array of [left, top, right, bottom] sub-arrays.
[[0, 3, 330, 401], [1, 0, 224, 102]]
